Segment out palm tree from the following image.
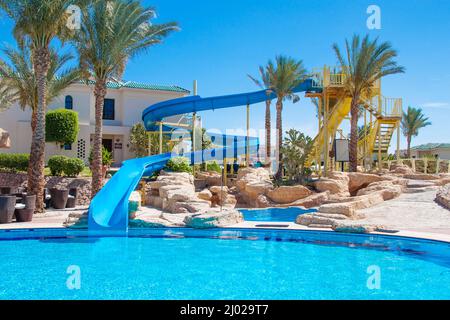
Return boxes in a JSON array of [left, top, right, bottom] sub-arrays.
[[1, 0, 78, 212], [0, 44, 80, 132], [333, 34, 405, 172], [267, 56, 307, 179], [248, 65, 273, 161], [0, 79, 17, 111], [74, 0, 178, 197], [401, 106, 431, 158]]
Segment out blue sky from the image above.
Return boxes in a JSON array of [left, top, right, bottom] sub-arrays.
[[1, 0, 450, 151]]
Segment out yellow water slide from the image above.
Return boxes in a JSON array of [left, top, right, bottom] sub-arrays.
[[305, 96, 352, 167]]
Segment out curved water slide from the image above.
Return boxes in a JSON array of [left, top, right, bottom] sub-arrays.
[[88, 79, 319, 232]]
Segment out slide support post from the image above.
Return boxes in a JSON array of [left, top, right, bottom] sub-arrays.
[[159, 122, 163, 154], [246, 103, 250, 166], [192, 80, 198, 176], [396, 123, 401, 164]]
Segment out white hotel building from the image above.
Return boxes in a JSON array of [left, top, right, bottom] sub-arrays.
[[0, 80, 189, 165]]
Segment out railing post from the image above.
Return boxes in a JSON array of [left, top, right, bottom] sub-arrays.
[[436, 159, 440, 174], [317, 97, 323, 176], [424, 158, 428, 174], [412, 159, 416, 172], [246, 104, 250, 166]]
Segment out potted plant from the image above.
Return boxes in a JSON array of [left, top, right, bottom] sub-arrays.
[[0, 195, 16, 223], [89, 146, 113, 179], [49, 188, 69, 209], [15, 194, 36, 222]]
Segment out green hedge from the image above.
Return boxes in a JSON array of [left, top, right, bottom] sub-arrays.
[[48, 155, 85, 177], [46, 109, 79, 145], [165, 157, 192, 173], [0, 154, 29, 172]]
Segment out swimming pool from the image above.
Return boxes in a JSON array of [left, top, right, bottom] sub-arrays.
[[239, 207, 317, 222], [1, 228, 450, 300]]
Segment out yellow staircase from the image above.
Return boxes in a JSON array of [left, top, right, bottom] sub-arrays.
[[305, 66, 402, 173], [358, 96, 402, 163]]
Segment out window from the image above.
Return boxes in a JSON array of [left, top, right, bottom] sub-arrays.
[[65, 95, 73, 109], [103, 99, 115, 120]]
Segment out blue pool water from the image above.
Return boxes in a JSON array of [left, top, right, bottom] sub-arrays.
[[1, 228, 450, 300], [239, 207, 317, 222]]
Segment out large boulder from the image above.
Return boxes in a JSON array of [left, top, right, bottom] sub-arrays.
[[318, 192, 384, 218], [266, 185, 312, 204], [167, 200, 212, 214], [183, 209, 243, 228], [197, 189, 213, 201], [235, 168, 273, 206], [277, 191, 330, 209], [347, 172, 386, 195], [356, 181, 403, 201], [196, 171, 222, 187], [147, 171, 212, 214], [389, 163, 414, 175], [149, 171, 194, 191], [314, 178, 349, 195], [331, 222, 382, 234], [0, 128, 11, 148], [255, 194, 274, 208], [436, 184, 450, 210]]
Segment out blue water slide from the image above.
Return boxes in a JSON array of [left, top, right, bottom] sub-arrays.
[[142, 79, 318, 131], [88, 79, 317, 232], [88, 137, 259, 232]]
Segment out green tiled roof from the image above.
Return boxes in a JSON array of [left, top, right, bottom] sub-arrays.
[[411, 143, 450, 151], [77, 80, 190, 93]]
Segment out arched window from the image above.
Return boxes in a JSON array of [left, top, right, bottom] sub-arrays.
[[65, 95, 73, 110]]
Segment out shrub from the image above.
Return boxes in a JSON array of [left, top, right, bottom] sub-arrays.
[[64, 158, 85, 177], [0, 153, 29, 172], [46, 109, 79, 145], [48, 155, 67, 176], [165, 157, 192, 173], [48, 156, 85, 177], [89, 146, 113, 166], [206, 161, 222, 173], [129, 123, 149, 158]]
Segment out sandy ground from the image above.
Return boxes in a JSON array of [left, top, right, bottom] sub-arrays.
[[357, 189, 450, 234]]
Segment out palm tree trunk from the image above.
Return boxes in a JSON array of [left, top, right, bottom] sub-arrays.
[[275, 98, 283, 179], [31, 109, 37, 133], [407, 135, 411, 158], [349, 97, 359, 172], [265, 99, 271, 161], [28, 48, 50, 212], [91, 80, 107, 198]]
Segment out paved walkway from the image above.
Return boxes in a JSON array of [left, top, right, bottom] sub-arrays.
[[0, 206, 87, 230], [357, 189, 450, 234]]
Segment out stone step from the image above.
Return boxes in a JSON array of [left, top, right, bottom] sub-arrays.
[[315, 212, 349, 220], [406, 180, 437, 189], [403, 186, 438, 193]]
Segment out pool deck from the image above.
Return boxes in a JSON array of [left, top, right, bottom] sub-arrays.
[[1, 190, 450, 244]]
